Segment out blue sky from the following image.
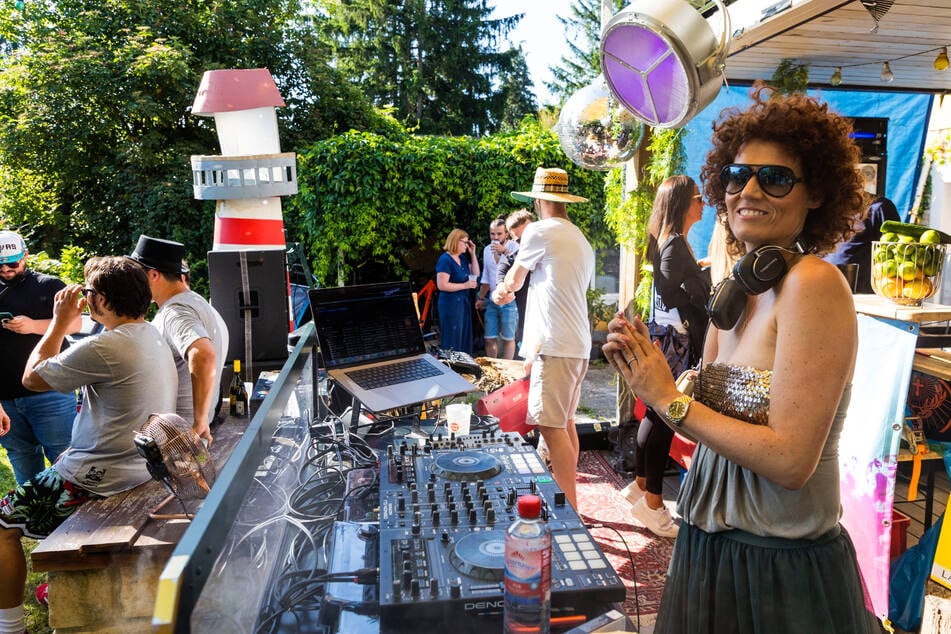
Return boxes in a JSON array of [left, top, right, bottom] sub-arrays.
[[490, 0, 575, 105]]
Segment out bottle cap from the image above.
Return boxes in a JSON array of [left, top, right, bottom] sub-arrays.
[[517, 494, 542, 519], [234, 360, 241, 372]]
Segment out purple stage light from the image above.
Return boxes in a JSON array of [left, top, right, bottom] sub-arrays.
[[600, 0, 729, 129]]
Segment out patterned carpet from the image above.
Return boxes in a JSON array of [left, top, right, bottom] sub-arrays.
[[576, 450, 674, 629]]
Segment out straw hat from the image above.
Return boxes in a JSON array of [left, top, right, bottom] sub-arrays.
[[511, 167, 588, 204]]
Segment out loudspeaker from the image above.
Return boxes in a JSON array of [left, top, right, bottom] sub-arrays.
[[208, 249, 289, 364], [850, 117, 888, 198], [706, 245, 790, 330]]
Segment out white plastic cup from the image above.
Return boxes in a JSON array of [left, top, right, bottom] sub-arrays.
[[468, 274, 478, 283], [446, 403, 472, 435]]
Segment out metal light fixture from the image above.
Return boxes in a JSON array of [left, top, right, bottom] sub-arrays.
[[880, 61, 894, 83], [829, 67, 843, 86], [935, 47, 950, 71], [557, 75, 645, 171], [600, 0, 730, 129]]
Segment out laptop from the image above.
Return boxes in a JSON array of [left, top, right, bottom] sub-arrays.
[[309, 281, 476, 412]]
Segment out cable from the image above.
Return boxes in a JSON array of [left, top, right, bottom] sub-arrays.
[[584, 522, 641, 633]]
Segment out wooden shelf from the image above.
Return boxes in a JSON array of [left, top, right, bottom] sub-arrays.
[[853, 294, 951, 324]]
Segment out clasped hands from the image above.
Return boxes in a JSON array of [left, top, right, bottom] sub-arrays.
[[602, 313, 680, 411], [492, 282, 515, 306]]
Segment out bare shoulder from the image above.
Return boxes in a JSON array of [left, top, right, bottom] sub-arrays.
[[777, 255, 856, 332]]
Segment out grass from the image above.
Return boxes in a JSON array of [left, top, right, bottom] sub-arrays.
[[0, 446, 52, 634]]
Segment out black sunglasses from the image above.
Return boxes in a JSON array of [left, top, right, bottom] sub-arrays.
[[81, 287, 97, 297], [720, 164, 805, 198], [0, 260, 23, 269]]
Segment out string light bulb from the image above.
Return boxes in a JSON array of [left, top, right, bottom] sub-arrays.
[[936, 47, 950, 71], [830, 67, 843, 86], [880, 62, 894, 83]]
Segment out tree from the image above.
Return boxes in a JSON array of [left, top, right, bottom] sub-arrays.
[[0, 0, 382, 264], [322, 0, 533, 135], [498, 46, 538, 130], [546, 0, 626, 105]]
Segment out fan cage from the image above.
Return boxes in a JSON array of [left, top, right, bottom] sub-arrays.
[[140, 413, 217, 499]]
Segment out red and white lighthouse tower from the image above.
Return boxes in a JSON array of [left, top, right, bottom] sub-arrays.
[[189, 68, 298, 250]]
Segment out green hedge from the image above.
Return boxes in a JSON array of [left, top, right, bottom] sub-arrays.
[[285, 117, 613, 286]]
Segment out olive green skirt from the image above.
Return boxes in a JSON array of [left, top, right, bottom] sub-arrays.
[[654, 522, 881, 634]]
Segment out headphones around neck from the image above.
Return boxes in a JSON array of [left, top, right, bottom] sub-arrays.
[[706, 241, 807, 330]]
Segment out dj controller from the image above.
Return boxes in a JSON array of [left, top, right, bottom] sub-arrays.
[[376, 430, 626, 632]]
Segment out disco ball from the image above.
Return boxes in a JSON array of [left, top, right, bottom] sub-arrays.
[[557, 75, 644, 171]]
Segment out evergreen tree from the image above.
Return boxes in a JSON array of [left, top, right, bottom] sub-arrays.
[[547, 0, 626, 105], [323, 0, 530, 135], [499, 47, 538, 131]]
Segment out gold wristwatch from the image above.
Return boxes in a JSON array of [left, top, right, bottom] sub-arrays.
[[664, 395, 694, 427]]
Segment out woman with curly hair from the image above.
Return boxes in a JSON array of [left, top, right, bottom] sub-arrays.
[[604, 84, 877, 632]]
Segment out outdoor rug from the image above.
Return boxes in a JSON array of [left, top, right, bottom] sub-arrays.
[[576, 450, 675, 630]]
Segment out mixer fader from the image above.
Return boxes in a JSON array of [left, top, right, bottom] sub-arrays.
[[377, 430, 625, 632]]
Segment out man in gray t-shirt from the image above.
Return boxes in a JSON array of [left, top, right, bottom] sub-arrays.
[[0, 257, 176, 633], [128, 235, 228, 446], [22, 256, 177, 495]]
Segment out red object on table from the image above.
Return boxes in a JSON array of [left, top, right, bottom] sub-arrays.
[[476, 376, 532, 436]]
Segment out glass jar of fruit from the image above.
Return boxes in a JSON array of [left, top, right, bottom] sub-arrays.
[[871, 233, 945, 306]]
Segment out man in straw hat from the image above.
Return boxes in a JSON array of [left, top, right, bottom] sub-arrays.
[[493, 167, 594, 509], [128, 235, 229, 446]]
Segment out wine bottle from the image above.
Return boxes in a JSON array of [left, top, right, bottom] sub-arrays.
[[229, 360, 249, 417]]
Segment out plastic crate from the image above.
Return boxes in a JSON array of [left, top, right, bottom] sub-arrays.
[[891, 509, 911, 560]]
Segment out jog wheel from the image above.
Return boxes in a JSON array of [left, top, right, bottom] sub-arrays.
[[448, 530, 506, 581], [432, 451, 503, 481]]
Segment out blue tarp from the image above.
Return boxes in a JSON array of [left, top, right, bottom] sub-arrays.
[[680, 86, 934, 259]]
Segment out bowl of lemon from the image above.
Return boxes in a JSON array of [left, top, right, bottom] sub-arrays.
[[871, 229, 945, 306]]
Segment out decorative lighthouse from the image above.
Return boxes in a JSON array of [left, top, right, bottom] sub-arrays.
[[189, 68, 298, 250], [191, 68, 296, 367]]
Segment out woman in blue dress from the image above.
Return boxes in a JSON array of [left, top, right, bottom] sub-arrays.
[[436, 229, 479, 354]]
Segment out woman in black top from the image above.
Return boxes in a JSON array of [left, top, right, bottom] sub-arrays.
[[621, 175, 709, 537]]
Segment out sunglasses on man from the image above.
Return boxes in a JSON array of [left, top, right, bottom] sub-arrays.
[[720, 164, 805, 198], [0, 259, 23, 270]]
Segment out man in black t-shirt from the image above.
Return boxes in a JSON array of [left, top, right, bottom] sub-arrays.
[[0, 231, 80, 484]]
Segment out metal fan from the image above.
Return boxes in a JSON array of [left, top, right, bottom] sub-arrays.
[[859, 0, 894, 32], [134, 412, 217, 520]]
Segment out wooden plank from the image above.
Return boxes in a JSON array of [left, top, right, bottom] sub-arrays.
[[31, 415, 248, 570], [915, 350, 951, 381], [853, 295, 951, 324]]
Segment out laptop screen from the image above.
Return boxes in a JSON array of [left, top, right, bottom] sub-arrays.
[[308, 282, 425, 369]]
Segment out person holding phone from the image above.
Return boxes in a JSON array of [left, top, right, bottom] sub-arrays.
[[475, 217, 518, 359], [0, 230, 81, 485]]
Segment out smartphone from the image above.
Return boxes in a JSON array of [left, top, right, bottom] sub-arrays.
[[0, 312, 12, 323]]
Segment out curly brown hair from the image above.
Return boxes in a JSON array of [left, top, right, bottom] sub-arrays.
[[699, 83, 866, 257]]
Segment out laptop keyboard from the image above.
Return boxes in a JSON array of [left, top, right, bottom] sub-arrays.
[[347, 358, 443, 390]]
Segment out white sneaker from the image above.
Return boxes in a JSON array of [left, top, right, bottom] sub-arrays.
[[631, 497, 679, 538], [620, 480, 646, 505]]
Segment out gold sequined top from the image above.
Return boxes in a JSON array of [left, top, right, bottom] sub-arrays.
[[678, 362, 850, 539], [695, 363, 771, 426]]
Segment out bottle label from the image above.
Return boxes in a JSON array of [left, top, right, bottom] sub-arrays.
[[504, 543, 551, 599], [236, 401, 246, 416]]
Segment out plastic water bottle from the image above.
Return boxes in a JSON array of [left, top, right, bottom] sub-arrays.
[[504, 494, 551, 634]]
